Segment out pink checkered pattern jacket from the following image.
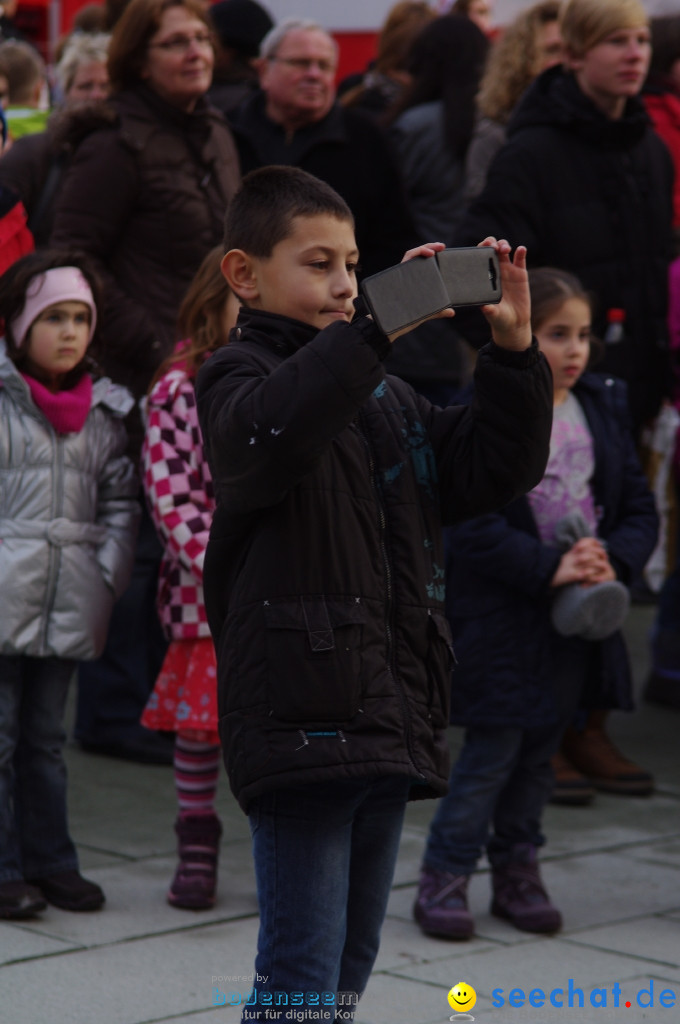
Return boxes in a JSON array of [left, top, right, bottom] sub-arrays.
[[142, 363, 214, 640]]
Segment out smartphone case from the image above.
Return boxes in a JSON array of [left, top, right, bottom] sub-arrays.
[[435, 247, 502, 307], [360, 257, 451, 336], [360, 247, 503, 336]]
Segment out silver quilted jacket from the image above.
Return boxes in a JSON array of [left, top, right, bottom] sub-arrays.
[[0, 343, 140, 659]]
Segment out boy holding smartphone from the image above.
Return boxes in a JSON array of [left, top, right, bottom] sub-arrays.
[[196, 165, 552, 1022]]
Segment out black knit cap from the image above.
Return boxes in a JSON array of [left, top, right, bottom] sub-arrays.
[[209, 0, 274, 57]]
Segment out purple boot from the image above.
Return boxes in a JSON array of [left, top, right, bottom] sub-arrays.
[[167, 812, 222, 910], [491, 844, 562, 933], [413, 866, 474, 939]]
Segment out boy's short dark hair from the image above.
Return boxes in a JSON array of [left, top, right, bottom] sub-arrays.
[[223, 166, 355, 258]]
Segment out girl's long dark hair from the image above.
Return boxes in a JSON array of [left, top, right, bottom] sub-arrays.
[[385, 14, 490, 159], [149, 246, 231, 388], [0, 249, 104, 386]]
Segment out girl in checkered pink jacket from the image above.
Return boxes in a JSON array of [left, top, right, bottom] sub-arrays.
[[140, 247, 239, 911]]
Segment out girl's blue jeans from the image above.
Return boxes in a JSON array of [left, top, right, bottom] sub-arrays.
[[424, 641, 591, 875], [423, 722, 563, 874], [243, 776, 411, 1023], [0, 655, 79, 882]]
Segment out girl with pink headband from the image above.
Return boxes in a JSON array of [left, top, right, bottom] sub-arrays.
[[0, 250, 140, 921]]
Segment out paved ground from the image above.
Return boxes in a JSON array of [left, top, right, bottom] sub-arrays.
[[1, 603, 679, 1024]]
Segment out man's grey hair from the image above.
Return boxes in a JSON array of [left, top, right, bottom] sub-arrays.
[[259, 18, 338, 60]]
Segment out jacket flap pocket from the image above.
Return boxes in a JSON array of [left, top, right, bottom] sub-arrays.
[[264, 597, 367, 652]]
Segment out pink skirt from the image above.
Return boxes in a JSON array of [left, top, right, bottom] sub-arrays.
[[141, 637, 219, 744]]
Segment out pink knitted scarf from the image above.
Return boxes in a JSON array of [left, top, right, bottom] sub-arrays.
[[21, 372, 93, 434]]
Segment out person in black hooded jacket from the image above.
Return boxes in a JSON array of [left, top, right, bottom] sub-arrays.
[[456, 0, 674, 436]]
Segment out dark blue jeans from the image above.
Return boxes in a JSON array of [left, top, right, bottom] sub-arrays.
[[423, 722, 562, 874], [425, 641, 591, 875], [243, 777, 410, 1023], [76, 503, 167, 744], [0, 655, 79, 882]]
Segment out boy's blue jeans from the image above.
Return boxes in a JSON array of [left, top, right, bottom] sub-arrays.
[[0, 655, 79, 883], [244, 776, 411, 1023]]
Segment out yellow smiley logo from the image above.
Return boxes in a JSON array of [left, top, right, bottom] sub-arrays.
[[448, 983, 477, 1013]]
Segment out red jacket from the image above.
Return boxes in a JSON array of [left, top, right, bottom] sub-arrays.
[[0, 188, 34, 277], [645, 91, 680, 228]]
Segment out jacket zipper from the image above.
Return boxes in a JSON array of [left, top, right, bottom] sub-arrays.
[[355, 411, 424, 778], [40, 432, 64, 651]]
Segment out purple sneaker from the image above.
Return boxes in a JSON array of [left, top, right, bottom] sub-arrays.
[[413, 866, 474, 940], [491, 845, 561, 933]]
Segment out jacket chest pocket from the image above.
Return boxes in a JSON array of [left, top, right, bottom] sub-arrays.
[[263, 596, 368, 723]]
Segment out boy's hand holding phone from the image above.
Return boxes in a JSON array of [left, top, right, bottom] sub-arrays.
[[381, 242, 455, 343], [477, 237, 532, 352], [361, 238, 531, 349]]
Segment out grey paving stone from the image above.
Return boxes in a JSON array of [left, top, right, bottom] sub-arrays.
[[9, 851, 257, 949], [77, 846, 136, 872], [371, 914, 497, 973], [385, 936, 663, 996], [0, 922, 82, 966], [562, 916, 680, 969], [1, 917, 260, 1024], [542, 797, 680, 859], [616, 838, 680, 871], [391, 828, 426, 887]]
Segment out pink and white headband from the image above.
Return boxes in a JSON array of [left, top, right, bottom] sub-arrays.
[[10, 266, 97, 348]]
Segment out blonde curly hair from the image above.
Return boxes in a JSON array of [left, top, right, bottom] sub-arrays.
[[477, 0, 561, 123]]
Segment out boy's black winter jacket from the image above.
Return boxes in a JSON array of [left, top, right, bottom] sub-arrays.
[[196, 308, 552, 811], [456, 66, 674, 430], [445, 373, 659, 729]]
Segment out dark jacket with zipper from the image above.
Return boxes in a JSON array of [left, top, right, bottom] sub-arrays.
[[196, 307, 553, 812], [456, 66, 674, 430], [51, 86, 240, 426], [445, 373, 659, 729]]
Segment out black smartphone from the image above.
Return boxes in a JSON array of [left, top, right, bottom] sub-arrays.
[[360, 257, 451, 336], [436, 247, 502, 307]]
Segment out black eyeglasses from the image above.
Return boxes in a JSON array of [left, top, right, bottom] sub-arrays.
[[269, 56, 336, 74]]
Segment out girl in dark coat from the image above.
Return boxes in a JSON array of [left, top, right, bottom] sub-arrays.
[[414, 268, 658, 942]]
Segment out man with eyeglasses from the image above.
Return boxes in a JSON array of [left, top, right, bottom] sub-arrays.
[[229, 17, 417, 278]]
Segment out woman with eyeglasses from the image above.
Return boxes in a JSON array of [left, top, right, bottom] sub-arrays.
[[52, 0, 239, 421], [49, 0, 240, 771]]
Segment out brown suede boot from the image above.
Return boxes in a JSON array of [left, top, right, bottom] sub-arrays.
[[560, 711, 654, 795], [549, 749, 595, 806]]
